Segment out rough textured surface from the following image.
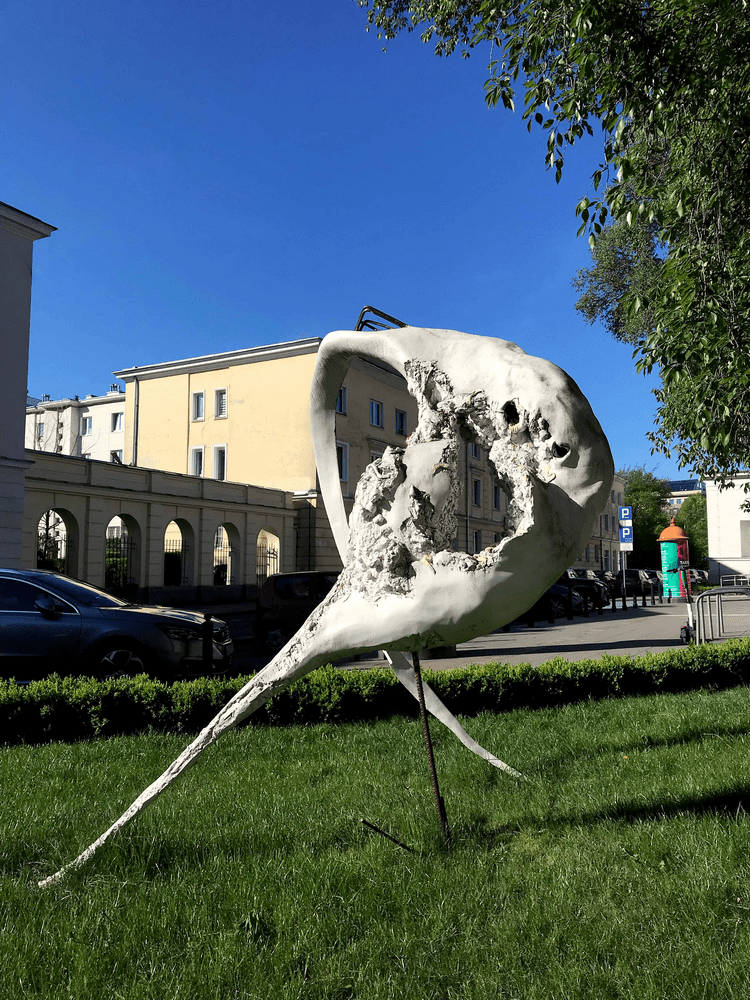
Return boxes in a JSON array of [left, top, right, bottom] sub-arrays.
[[39, 326, 613, 887]]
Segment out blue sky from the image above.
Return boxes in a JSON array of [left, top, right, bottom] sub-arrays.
[[4, 0, 681, 480]]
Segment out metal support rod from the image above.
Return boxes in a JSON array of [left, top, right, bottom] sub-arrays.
[[412, 650, 451, 848]]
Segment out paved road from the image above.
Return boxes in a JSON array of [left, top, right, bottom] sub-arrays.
[[198, 599, 695, 675]]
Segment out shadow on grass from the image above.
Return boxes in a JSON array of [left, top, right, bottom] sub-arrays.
[[455, 785, 750, 853], [540, 720, 750, 770]]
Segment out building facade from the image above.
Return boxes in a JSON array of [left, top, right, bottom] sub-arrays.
[[112, 338, 523, 571], [571, 472, 627, 574], [25, 386, 127, 462], [706, 475, 750, 584]]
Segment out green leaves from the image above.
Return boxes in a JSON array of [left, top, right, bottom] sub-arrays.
[[358, 0, 750, 482]]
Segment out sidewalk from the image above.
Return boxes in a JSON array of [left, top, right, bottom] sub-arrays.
[[337, 601, 694, 671]]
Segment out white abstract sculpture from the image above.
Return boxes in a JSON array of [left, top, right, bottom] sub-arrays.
[[39, 327, 613, 887]]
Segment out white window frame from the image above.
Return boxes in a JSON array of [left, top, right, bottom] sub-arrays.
[[395, 408, 407, 436], [369, 399, 384, 428], [472, 478, 482, 508], [336, 387, 348, 415], [110, 450, 123, 464], [336, 441, 349, 482], [111, 412, 124, 433], [192, 391, 205, 421], [190, 446, 204, 477], [81, 416, 92, 436], [370, 449, 383, 466], [36, 422, 44, 440], [214, 388, 228, 419], [213, 444, 227, 481]]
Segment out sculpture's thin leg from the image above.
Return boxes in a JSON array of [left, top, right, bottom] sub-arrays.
[[412, 650, 450, 849]]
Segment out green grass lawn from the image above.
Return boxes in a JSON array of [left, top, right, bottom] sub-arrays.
[[2, 686, 750, 999]]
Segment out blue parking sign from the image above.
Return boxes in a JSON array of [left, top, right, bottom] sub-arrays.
[[619, 505, 633, 522], [620, 526, 633, 543]]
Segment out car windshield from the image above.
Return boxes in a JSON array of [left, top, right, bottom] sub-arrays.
[[45, 575, 131, 608]]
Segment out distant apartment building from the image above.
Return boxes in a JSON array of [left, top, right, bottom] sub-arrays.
[[25, 385, 126, 463], [666, 479, 705, 511]]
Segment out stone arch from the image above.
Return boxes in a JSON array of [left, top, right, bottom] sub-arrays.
[[256, 528, 280, 585], [36, 507, 80, 579], [213, 521, 241, 586], [104, 513, 142, 596], [163, 518, 196, 586]]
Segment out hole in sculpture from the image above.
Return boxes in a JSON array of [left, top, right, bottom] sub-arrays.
[[502, 400, 519, 426]]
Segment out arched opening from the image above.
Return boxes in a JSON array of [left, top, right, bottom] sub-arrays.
[[256, 528, 280, 586], [36, 508, 79, 577], [104, 514, 141, 596], [163, 519, 194, 587], [212, 525, 231, 585]]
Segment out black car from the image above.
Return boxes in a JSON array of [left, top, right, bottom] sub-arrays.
[[0, 568, 233, 681], [256, 571, 340, 650], [558, 570, 610, 609]]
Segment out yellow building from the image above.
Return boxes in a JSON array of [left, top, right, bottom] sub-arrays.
[[113, 337, 514, 571]]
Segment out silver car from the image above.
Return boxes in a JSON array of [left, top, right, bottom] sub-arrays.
[[0, 569, 233, 681]]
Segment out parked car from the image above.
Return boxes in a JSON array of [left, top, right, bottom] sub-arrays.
[[256, 571, 340, 650], [688, 568, 709, 586], [558, 570, 610, 609], [517, 583, 585, 623], [0, 568, 233, 681]]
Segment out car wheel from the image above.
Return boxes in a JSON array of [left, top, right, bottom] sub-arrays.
[[550, 597, 568, 619], [92, 642, 149, 679]]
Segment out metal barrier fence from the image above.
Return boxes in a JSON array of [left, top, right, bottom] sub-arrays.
[[695, 587, 750, 645]]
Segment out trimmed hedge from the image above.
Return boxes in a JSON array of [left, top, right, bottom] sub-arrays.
[[3, 637, 750, 745]]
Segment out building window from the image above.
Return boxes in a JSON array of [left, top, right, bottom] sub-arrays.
[[604, 513, 609, 531], [337, 441, 349, 482], [213, 445, 227, 481], [370, 400, 383, 428], [190, 447, 204, 477], [471, 442, 481, 460], [494, 532, 501, 545], [395, 409, 407, 435], [472, 478, 482, 508], [585, 546, 590, 561], [36, 422, 44, 440], [594, 544, 600, 562], [111, 412, 124, 432], [611, 490, 615, 503], [192, 392, 205, 421], [214, 389, 227, 419], [493, 484, 502, 511], [473, 530, 482, 553], [336, 387, 347, 414], [81, 416, 92, 435], [370, 450, 383, 466], [604, 550, 610, 571], [110, 450, 123, 464]]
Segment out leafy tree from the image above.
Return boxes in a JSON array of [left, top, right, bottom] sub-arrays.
[[619, 467, 670, 568], [357, 1, 750, 482], [675, 494, 708, 568]]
